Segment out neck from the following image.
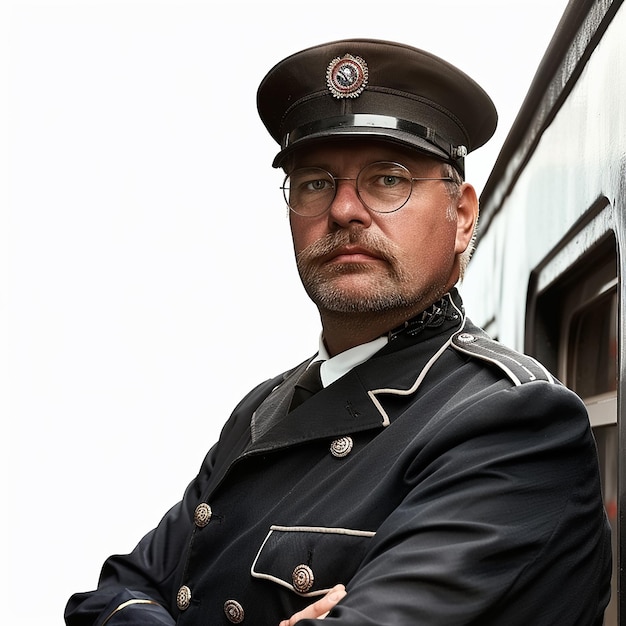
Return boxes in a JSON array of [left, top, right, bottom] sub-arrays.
[[320, 296, 450, 357]]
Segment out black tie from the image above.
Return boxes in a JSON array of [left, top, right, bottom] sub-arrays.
[[289, 361, 323, 411]]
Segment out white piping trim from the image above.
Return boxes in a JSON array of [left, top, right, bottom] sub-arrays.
[[452, 333, 556, 386], [370, 294, 466, 425], [452, 343, 523, 386], [101, 599, 163, 626], [250, 525, 375, 597], [528, 355, 556, 384], [268, 524, 376, 537]]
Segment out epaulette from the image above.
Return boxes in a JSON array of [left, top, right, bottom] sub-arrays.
[[451, 328, 556, 386]]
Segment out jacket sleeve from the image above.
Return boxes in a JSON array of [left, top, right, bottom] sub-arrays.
[[64, 449, 215, 626], [64, 376, 282, 626], [303, 380, 612, 625]]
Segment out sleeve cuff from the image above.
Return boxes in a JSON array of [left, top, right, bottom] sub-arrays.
[[96, 590, 174, 626]]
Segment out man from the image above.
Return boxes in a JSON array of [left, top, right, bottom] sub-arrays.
[[65, 39, 612, 625]]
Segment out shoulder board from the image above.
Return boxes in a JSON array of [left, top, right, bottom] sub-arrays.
[[451, 329, 556, 386]]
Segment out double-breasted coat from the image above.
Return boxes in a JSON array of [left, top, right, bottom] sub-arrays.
[[65, 291, 612, 625]]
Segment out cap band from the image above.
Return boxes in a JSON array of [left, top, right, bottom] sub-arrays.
[[283, 113, 463, 161]]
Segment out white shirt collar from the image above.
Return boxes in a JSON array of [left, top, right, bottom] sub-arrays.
[[315, 333, 389, 387]]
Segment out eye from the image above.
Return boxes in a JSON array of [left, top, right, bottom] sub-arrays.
[[283, 167, 336, 216], [379, 174, 402, 187], [288, 168, 334, 195], [360, 164, 411, 193], [306, 178, 333, 192], [360, 162, 411, 189]]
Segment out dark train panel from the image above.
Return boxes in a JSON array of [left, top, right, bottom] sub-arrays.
[[464, 1, 625, 622]]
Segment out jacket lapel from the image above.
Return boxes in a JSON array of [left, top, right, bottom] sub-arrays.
[[245, 365, 386, 455], [245, 291, 466, 455]]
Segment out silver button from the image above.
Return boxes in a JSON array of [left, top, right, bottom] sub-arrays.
[[224, 599, 245, 623], [452, 145, 468, 159], [292, 564, 315, 593], [193, 502, 212, 528], [330, 436, 353, 458], [457, 332, 477, 344], [176, 585, 191, 611]]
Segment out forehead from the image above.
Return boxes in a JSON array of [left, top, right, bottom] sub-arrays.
[[288, 139, 444, 172]]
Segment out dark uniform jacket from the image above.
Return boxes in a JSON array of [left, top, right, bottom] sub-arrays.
[[65, 291, 612, 625]]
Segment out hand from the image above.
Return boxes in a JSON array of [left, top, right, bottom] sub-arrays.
[[279, 584, 347, 625]]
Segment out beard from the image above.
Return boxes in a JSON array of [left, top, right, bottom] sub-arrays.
[[296, 227, 432, 314]]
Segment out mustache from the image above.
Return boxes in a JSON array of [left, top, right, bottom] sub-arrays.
[[296, 228, 400, 269]]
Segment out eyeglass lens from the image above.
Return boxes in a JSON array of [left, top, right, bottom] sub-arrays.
[[283, 162, 415, 216]]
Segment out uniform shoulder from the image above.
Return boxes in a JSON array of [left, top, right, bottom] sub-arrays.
[[450, 325, 557, 386]]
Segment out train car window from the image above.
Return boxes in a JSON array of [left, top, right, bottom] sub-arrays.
[[533, 236, 618, 625], [563, 265, 618, 626], [594, 422, 619, 625], [566, 284, 618, 422]]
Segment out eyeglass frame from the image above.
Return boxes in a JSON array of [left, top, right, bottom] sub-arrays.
[[280, 161, 456, 217]]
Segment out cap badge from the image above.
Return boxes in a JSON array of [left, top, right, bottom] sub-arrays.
[[326, 54, 368, 99]]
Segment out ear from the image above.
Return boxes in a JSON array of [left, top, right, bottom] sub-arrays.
[[454, 182, 479, 254]]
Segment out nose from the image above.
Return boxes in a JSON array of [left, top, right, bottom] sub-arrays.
[[327, 179, 373, 230]]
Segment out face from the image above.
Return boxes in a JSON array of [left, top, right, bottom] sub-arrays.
[[288, 140, 477, 316]]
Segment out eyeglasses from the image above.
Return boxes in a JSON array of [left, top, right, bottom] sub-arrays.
[[281, 161, 454, 217]]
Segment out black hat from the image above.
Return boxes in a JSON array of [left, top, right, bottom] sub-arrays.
[[257, 39, 497, 176]]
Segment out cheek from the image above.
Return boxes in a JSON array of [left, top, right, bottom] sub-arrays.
[[397, 216, 458, 268], [290, 216, 328, 255], [289, 217, 309, 255], [399, 214, 456, 248]]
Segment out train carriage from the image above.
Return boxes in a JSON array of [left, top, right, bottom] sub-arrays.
[[464, 0, 625, 622]]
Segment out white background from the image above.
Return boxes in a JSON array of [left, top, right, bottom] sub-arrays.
[[3, 0, 570, 622]]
